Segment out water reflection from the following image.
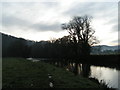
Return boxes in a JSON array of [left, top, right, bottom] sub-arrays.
[[81, 64, 90, 77], [90, 66, 119, 89], [65, 63, 91, 77]]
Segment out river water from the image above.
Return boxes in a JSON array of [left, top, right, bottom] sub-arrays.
[[54, 61, 120, 89], [90, 65, 119, 89]]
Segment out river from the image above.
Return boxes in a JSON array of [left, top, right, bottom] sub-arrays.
[[90, 65, 119, 89], [64, 62, 120, 89]]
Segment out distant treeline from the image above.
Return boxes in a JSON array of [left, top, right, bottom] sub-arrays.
[[2, 33, 31, 58], [2, 33, 120, 62], [2, 33, 77, 58]]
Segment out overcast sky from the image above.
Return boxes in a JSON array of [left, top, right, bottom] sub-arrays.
[[0, 0, 119, 45]]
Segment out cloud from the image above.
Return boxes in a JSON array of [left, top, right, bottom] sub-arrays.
[[41, 2, 60, 8], [2, 14, 61, 32], [111, 39, 120, 45], [31, 23, 61, 31], [104, 17, 118, 32], [112, 40, 118, 43], [2, 15, 30, 27], [111, 24, 118, 32], [1, 2, 119, 45], [63, 2, 116, 17], [63, 2, 117, 28], [2, 2, 63, 32]]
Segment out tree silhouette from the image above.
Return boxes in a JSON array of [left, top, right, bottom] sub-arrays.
[[8, 40, 31, 58], [62, 16, 99, 58]]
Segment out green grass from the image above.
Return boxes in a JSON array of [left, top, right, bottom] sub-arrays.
[[3, 58, 101, 88]]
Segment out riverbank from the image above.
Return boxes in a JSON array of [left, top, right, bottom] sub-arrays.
[[3, 58, 101, 89]]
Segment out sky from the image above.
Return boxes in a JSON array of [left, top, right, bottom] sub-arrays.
[[0, 0, 119, 46]]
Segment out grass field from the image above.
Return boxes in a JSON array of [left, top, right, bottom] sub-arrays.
[[3, 58, 101, 88]]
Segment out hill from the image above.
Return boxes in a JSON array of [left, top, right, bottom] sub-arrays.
[[1, 32, 119, 57], [91, 45, 120, 55]]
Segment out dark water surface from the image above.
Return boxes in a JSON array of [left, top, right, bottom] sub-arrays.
[[65, 62, 119, 89]]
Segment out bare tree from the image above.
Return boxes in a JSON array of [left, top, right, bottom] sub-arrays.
[[62, 16, 99, 57]]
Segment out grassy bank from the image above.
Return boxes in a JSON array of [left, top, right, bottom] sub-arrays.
[[3, 58, 101, 88]]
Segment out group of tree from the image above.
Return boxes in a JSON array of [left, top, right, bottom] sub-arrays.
[[2, 33, 31, 58], [2, 16, 100, 59], [2, 34, 75, 58], [61, 16, 99, 58]]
